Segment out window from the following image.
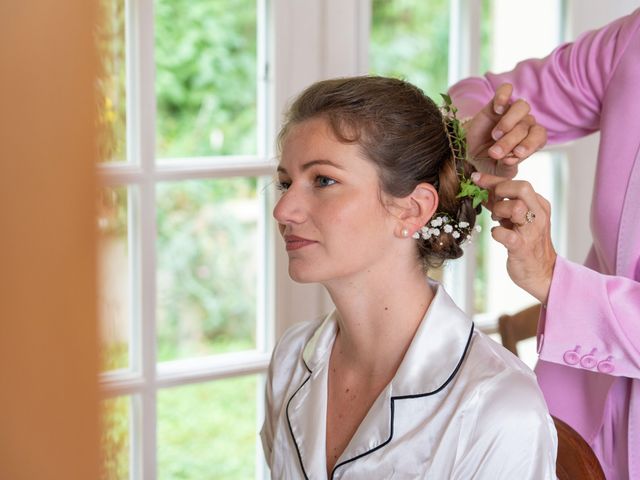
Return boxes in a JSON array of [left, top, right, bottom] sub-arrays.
[[371, 0, 566, 367], [474, 0, 566, 367], [98, 0, 272, 478], [98, 1, 569, 477]]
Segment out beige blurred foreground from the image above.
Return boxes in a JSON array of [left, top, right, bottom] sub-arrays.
[[0, 2, 100, 479]]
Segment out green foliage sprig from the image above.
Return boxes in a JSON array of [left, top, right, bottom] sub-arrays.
[[440, 93, 489, 210], [457, 178, 489, 209]]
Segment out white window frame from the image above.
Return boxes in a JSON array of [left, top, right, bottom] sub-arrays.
[[98, 0, 274, 478], [98, 0, 608, 477]]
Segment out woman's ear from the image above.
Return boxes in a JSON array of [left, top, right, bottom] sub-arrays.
[[397, 183, 439, 232]]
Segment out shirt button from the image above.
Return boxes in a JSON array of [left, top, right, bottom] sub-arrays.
[[580, 348, 598, 369], [563, 345, 581, 365], [597, 356, 615, 374]]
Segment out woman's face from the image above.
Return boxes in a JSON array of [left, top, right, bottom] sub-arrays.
[[273, 117, 400, 284]]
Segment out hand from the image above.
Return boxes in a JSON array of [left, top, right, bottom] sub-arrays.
[[471, 171, 557, 304], [464, 84, 548, 178]]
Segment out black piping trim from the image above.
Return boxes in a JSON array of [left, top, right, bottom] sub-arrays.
[[285, 322, 475, 480], [329, 321, 475, 479], [286, 360, 312, 480]]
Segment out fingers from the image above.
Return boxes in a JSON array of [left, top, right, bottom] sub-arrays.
[[471, 171, 508, 189], [493, 83, 513, 115], [493, 160, 519, 179], [488, 96, 549, 165], [489, 116, 533, 162], [491, 198, 530, 225], [536, 193, 551, 216], [491, 99, 531, 141], [489, 100, 532, 160], [467, 84, 546, 177], [513, 123, 547, 161], [472, 172, 540, 209], [490, 225, 523, 253], [478, 169, 557, 304]]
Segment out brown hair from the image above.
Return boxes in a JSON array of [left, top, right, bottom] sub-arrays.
[[278, 76, 479, 268]]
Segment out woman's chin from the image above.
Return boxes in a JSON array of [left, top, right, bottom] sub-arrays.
[[287, 263, 328, 284], [288, 268, 317, 284]]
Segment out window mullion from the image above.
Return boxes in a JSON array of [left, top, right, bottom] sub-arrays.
[[448, 0, 483, 85], [132, 0, 157, 478], [444, 0, 483, 316]]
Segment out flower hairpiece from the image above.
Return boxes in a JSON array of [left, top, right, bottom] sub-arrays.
[[411, 213, 481, 242], [439, 93, 489, 209]]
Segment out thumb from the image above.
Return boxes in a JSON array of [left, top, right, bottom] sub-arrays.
[[470, 171, 509, 189]]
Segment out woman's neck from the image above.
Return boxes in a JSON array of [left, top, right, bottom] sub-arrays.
[[323, 259, 434, 376]]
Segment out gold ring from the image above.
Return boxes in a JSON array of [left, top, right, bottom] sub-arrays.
[[525, 210, 536, 224]]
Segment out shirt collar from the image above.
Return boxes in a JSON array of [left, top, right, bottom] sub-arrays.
[[301, 279, 474, 397], [289, 280, 474, 478]]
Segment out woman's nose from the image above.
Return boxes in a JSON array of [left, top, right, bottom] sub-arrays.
[[273, 186, 306, 225]]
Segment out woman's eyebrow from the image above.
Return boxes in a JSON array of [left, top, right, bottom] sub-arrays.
[[277, 159, 345, 174]]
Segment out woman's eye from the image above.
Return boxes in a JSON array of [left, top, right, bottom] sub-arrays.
[[275, 181, 290, 192], [316, 176, 336, 187]]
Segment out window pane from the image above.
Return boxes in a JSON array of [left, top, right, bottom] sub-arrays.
[[370, 0, 450, 100], [98, 186, 131, 371], [156, 178, 258, 361], [480, 0, 493, 73], [97, 0, 127, 163], [157, 375, 259, 479], [473, 209, 490, 313], [155, 0, 258, 158], [100, 396, 131, 480]]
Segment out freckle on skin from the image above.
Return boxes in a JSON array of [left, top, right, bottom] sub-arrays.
[[345, 388, 350, 393]]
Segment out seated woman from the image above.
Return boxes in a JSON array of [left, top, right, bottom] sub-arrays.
[[260, 76, 557, 479]]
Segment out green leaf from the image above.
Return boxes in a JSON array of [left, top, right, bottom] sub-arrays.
[[456, 178, 488, 208], [440, 93, 452, 106]]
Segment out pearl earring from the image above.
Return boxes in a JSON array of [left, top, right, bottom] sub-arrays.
[[401, 228, 409, 238]]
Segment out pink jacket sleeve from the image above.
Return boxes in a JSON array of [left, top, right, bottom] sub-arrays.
[[449, 10, 640, 379], [449, 9, 640, 144], [539, 256, 640, 379]]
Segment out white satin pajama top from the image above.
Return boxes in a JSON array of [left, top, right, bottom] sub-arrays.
[[260, 282, 558, 479]]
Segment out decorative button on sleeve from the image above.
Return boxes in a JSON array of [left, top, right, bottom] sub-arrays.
[[579, 348, 598, 369], [562, 346, 581, 365], [597, 356, 615, 374]]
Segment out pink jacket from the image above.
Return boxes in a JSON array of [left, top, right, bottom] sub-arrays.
[[450, 9, 640, 480]]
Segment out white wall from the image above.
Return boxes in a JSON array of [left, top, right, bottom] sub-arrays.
[[272, 0, 370, 335]]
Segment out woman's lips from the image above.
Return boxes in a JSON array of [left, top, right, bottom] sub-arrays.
[[284, 235, 317, 251]]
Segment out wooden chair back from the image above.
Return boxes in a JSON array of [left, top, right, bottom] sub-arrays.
[[553, 416, 606, 479], [498, 304, 540, 356]]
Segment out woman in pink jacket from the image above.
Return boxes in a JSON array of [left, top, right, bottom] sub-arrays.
[[450, 8, 640, 480]]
